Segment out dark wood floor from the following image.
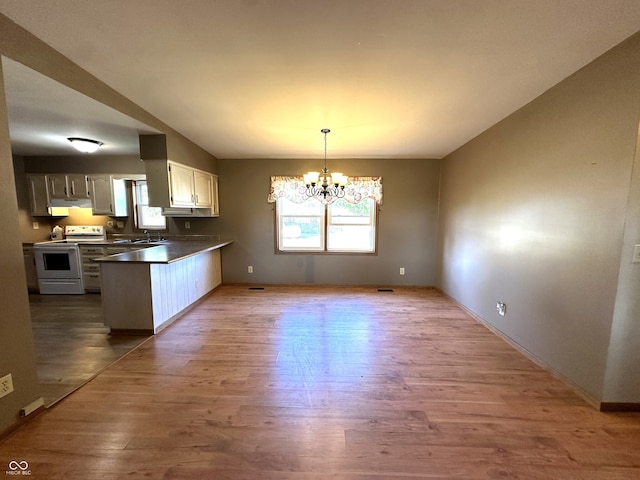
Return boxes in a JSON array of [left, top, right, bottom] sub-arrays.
[[4, 286, 640, 479], [29, 293, 149, 406]]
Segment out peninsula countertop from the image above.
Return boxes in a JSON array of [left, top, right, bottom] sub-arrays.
[[93, 239, 233, 264]]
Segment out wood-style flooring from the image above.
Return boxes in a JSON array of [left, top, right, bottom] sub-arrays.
[[29, 293, 149, 406], [4, 286, 640, 479]]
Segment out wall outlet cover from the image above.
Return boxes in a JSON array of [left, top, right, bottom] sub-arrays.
[[0, 373, 14, 398]]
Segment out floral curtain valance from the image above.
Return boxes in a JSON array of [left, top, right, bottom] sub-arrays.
[[267, 175, 383, 205]]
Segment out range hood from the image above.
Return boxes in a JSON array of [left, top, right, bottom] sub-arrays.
[[47, 198, 93, 208]]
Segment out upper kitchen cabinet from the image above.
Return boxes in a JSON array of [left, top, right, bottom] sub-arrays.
[[27, 174, 51, 216], [169, 161, 197, 207], [48, 174, 91, 200], [90, 175, 128, 216], [193, 169, 213, 208], [146, 160, 219, 216], [171, 162, 214, 208], [27, 174, 69, 217], [141, 134, 219, 217]]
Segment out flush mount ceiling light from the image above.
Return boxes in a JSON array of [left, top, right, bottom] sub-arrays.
[[67, 137, 103, 153], [304, 128, 348, 200]]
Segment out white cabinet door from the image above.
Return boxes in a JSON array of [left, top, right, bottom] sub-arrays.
[[48, 174, 68, 199], [67, 174, 91, 199], [27, 174, 51, 216], [23, 245, 39, 291], [90, 175, 128, 216], [90, 175, 114, 214], [193, 170, 212, 207], [47, 174, 90, 199], [168, 162, 195, 207]]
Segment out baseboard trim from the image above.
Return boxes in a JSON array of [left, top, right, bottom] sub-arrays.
[[599, 402, 640, 412], [434, 288, 602, 410], [109, 328, 154, 336], [0, 402, 46, 441]]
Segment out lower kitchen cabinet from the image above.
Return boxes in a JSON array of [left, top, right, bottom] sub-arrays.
[[23, 244, 39, 292], [80, 245, 106, 292], [100, 248, 221, 333], [80, 244, 151, 292]]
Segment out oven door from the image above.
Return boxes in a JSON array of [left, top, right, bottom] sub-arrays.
[[34, 245, 82, 279]]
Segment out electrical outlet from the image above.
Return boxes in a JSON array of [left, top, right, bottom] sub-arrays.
[[400, 267, 405, 275], [248, 266, 253, 273], [0, 373, 14, 399], [32, 221, 39, 230], [496, 302, 507, 316], [185, 221, 191, 230]]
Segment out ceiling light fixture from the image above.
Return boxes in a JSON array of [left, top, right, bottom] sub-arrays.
[[304, 128, 347, 200], [67, 137, 103, 153]]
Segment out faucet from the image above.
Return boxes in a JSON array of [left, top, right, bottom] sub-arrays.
[[144, 230, 151, 242]]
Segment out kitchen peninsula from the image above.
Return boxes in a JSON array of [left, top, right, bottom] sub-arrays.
[[95, 239, 232, 334]]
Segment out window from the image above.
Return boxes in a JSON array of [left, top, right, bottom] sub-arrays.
[[276, 197, 377, 253], [277, 197, 325, 251], [269, 176, 382, 254], [327, 198, 376, 252], [133, 180, 166, 230]]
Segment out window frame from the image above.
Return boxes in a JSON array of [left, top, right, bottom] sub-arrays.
[[132, 180, 167, 231], [274, 197, 378, 255], [326, 198, 377, 253]]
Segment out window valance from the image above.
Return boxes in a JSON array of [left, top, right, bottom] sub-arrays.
[[267, 175, 383, 205]]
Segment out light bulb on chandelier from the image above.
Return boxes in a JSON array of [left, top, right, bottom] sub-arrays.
[[304, 128, 348, 200]]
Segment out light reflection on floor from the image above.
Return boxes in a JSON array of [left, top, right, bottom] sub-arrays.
[[274, 298, 375, 397]]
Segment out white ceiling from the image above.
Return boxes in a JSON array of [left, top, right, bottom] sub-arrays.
[[2, 57, 161, 156], [1, 0, 640, 159]]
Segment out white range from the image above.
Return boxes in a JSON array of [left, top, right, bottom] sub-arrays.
[[33, 225, 107, 294]]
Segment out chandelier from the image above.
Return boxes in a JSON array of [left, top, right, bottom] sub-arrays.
[[303, 128, 348, 199]]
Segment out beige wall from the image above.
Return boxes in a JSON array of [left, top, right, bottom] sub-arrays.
[[437, 33, 640, 404], [604, 121, 640, 404], [213, 158, 440, 286], [0, 60, 40, 433]]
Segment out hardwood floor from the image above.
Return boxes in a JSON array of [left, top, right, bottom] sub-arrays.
[[29, 293, 150, 406], [4, 286, 640, 479]]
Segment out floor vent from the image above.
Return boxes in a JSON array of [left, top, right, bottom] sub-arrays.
[[377, 288, 394, 292], [248, 287, 265, 290]]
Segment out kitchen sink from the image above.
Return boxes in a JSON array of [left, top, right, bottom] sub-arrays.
[[110, 238, 169, 244], [132, 239, 169, 244]]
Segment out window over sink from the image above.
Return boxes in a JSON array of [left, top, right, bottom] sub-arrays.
[[133, 180, 166, 230]]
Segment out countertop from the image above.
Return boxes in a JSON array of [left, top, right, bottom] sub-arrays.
[[93, 239, 233, 264]]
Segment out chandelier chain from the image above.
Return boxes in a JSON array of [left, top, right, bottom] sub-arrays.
[[303, 128, 347, 201]]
